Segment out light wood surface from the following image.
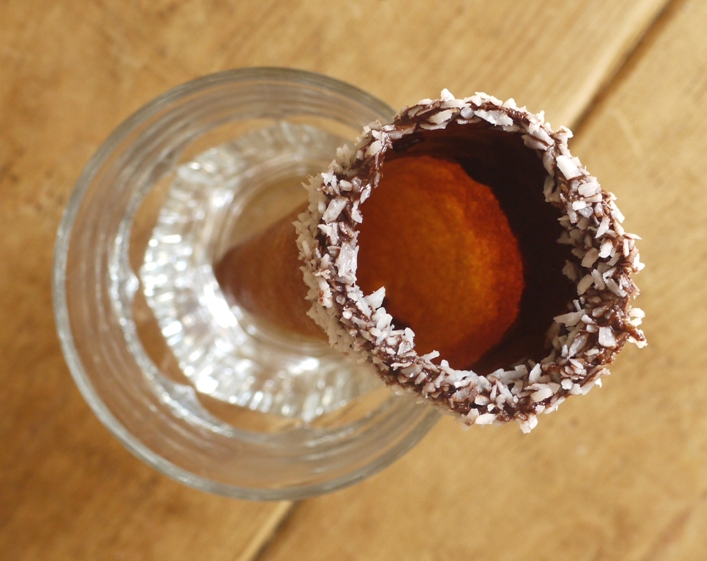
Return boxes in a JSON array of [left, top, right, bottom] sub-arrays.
[[4, 0, 704, 560]]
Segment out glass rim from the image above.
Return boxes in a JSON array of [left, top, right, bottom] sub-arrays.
[[53, 67, 439, 500]]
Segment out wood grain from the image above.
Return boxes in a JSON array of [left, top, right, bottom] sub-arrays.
[[0, 0, 675, 559]]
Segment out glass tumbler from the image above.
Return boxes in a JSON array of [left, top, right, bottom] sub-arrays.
[[53, 68, 439, 500]]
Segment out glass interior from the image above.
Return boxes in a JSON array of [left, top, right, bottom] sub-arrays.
[[54, 68, 440, 500], [138, 120, 382, 424]]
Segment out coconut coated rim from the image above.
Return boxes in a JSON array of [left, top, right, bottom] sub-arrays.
[[295, 90, 645, 433]]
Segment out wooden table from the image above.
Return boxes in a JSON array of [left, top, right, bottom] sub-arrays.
[[2, 1, 706, 559]]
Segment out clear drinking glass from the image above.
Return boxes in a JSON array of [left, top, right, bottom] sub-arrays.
[[53, 67, 439, 500]]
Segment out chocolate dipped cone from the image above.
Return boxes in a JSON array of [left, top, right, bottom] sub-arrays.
[[216, 90, 645, 432], [296, 90, 645, 432]]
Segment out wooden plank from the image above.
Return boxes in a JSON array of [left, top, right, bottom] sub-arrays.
[[257, 2, 707, 561], [0, 2, 295, 560], [0, 0, 670, 559]]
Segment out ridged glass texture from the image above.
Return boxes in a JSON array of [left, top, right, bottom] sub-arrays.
[[54, 68, 439, 500]]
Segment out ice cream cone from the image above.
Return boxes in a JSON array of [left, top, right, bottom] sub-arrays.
[[214, 204, 323, 340], [216, 90, 645, 432]]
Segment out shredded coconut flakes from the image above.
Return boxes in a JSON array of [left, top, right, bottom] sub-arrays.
[[294, 91, 645, 432]]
